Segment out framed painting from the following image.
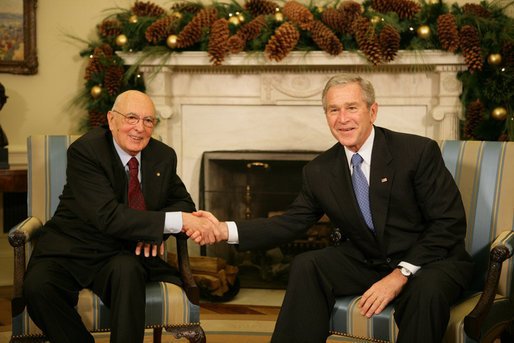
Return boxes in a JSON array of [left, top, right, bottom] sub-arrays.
[[0, 0, 38, 74]]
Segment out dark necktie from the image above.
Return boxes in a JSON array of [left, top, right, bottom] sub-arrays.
[[128, 157, 146, 210], [351, 153, 374, 232]]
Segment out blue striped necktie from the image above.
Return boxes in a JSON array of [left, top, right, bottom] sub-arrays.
[[351, 153, 374, 232]]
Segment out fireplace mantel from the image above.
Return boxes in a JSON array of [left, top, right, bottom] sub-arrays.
[[119, 50, 467, 256]]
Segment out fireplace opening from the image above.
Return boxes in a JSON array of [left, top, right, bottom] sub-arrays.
[[199, 150, 333, 289]]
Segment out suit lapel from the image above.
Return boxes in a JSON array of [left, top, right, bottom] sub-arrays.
[[141, 143, 166, 211], [329, 145, 377, 242], [369, 128, 394, 242]]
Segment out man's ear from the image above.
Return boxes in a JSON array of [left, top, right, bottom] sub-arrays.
[[369, 103, 378, 124]]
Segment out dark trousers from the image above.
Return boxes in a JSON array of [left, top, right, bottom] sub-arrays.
[[270, 246, 463, 343], [23, 251, 147, 343]]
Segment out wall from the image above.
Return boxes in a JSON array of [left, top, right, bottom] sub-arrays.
[[0, 0, 497, 167]]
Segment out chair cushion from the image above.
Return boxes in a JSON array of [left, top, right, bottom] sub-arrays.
[[11, 281, 200, 337]]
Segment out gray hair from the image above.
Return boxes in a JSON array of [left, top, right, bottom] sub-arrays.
[[321, 74, 376, 112]]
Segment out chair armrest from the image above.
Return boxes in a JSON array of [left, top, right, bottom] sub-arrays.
[[8, 216, 43, 247], [8, 217, 43, 316], [174, 233, 200, 305], [464, 230, 514, 340]]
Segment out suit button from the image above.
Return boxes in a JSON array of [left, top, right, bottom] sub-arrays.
[[386, 258, 391, 263], [363, 259, 368, 263]]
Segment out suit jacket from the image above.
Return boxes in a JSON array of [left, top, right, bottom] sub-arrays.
[[29, 126, 196, 287], [236, 127, 473, 288]]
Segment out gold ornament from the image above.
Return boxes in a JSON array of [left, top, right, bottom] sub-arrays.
[[171, 11, 182, 19], [317, 6, 324, 13], [274, 12, 284, 22], [427, 0, 439, 4], [166, 35, 178, 49], [417, 25, 431, 39], [487, 53, 502, 65], [91, 85, 102, 99], [129, 15, 138, 24], [238, 14, 245, 23], [491, 106, 507, 121], [371, 16, 381, 25], [229, 15, 240, 26], [115, 34, 128, 46]]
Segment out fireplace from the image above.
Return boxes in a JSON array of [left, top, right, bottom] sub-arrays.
[[200, 150, 333, 288]]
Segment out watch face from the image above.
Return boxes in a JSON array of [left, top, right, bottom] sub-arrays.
[[401, 267, 411, 277]]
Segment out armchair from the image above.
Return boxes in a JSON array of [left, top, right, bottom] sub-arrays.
[[329, 140, 514, 342], [8, 135, 206, 343]]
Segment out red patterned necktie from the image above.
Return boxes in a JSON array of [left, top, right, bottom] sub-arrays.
[[128, 157, 146, 210]]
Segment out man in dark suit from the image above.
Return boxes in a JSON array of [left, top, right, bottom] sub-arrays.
[[190, 74, 474, 343], [23, 90, 215, 343]]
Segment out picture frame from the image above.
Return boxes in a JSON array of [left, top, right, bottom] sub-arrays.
[[0, 0, 38, 74]]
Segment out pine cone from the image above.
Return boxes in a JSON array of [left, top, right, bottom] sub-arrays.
[[244, 0, 279, 17], [104, 65, 124, 96], [237, 15, 267, 41], [89, 111, 108, 128], [209, 18, 230, 65], [85, 45, 114, 80], [437, 14, 459, 52], [354, 17, 381, 66], [502, 41, 514, 67], [228, 35, 246, 53], [379, 24, 400, 62], [145, 16, 177, 43], [339, 1, 362, 34], [170, 2, 202, 15], [321, 8, 344, 34], [85, 56, 102, 80], [177, 7, 218, 49], [98, 20, 122, 37], [392, 0, 421, 19], [282, 1, 314, 30], [311, 21, 343, 56], [372, 0, 421, 19], [462, 100, 484, 140], [459, 25, 483, 72], [462, 3, 492, 18], [131, 1, 166, 17], [265, 22, 300, 62]]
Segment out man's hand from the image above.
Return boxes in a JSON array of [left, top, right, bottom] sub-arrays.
[[187, 210, 229, 245], [135, 241, 165, 257], [182, 212, 223, 245], [357, 268, 408, 318]]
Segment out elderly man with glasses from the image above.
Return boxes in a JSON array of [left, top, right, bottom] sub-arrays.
[[22, 90, 218, 343]]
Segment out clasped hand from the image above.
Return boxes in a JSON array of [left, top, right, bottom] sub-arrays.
[[183, 211, 227, 245], [134, 211, 224, 257]]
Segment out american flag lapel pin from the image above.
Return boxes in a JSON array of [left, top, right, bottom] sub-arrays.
[[381, 177, 388, 183]]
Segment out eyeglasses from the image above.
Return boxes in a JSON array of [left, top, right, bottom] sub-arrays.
[[112, 110, 159, 128]]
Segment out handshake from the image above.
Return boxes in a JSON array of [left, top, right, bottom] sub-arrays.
[[182, 211, 228, 246], [135, 211, 228, 258]]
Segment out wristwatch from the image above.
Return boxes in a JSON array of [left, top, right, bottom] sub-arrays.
[[397, 266, 412, 278]]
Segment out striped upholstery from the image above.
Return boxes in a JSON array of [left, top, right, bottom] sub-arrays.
[[330, 140, 514, 342], [11, 135, 200, 338]]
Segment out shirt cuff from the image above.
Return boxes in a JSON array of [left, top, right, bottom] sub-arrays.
[[398, 261, 420, 275], [226, 221, 239, 244], [164, 211, 183, 234]]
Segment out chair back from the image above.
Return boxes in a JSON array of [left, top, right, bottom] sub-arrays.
[[438, 140, 514, 298], [27, 135, 80, 223]]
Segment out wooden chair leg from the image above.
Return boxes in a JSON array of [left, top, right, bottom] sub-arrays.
[[153, 327, 162, 343]]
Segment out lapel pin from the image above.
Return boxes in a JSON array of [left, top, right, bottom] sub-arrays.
[[156, 172, 160, 177], [381, 177, 388, 183]]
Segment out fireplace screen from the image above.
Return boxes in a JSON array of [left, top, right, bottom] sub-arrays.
[[200, 150, 333, 289]]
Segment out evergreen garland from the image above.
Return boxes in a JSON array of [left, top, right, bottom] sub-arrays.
[[75, 0, 513, 141]]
